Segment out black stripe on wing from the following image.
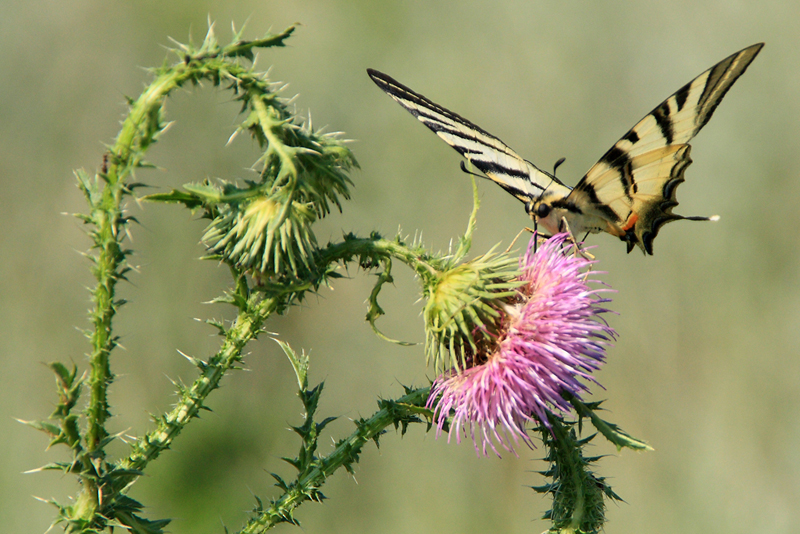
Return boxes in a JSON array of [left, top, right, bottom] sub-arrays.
[[367, 68, 565, 198], [694, 44, 764, 131], [368, 69, 506, 147], [570, 44, 762, 254], [587, 43, 763, 173], [410, 110, 536, 184]]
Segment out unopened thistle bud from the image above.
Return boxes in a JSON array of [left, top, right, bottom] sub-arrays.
[[202, 192, 317, 278]]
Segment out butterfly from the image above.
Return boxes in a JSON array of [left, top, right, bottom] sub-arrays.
[[367, 43, 763, 254]]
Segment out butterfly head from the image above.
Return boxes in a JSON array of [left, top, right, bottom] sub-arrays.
[[528, 191, 611, 239], [527, 195, 568, 236]]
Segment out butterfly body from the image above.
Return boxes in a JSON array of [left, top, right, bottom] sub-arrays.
[[368, 43, 762, 254]]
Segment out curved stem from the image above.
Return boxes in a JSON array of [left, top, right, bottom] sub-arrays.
[[69, 25, 299, 532], [114, 294, 278, 488], [316, 234, 444, 285], [239, 387, 431, 533]]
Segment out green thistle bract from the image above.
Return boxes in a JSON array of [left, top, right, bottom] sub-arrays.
[[423, 247, 520, 373], [203, 192, 317, 278]]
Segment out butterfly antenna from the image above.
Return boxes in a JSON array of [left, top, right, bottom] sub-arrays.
[[553, 157, 566, 177], [536, 175, 554, 204], [537, 157, 568, 200]]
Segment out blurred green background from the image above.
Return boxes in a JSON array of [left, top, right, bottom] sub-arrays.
[[2, 1, 798, 533]]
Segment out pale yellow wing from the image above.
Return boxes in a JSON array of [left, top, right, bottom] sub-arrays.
[[569, 43, 763, 253], [368, 68, 572, 204]]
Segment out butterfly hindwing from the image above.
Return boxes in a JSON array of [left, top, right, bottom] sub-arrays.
[[367, 69, 570, 204], [570, 43, 763, 253]]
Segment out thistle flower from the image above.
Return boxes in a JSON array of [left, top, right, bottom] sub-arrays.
[[427, 234, 616, 456]]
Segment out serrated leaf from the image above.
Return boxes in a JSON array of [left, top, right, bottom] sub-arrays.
[[18, 418, 61, 437], [139, 189, 205, 209], [182, 182, 225, 202], [569, 396, 653, 451], [316, 416, 337, 432], [276, 339, 308, 391], [24, 461, 75, 474], [49, 362, 77, 385], [271, 472, 290, 491], [530, 484, 554, 494], [107, 467, 145, 478], [253, 494, 264, 512], [223, 25, 297, 60]]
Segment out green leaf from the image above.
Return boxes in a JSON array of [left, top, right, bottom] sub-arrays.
[[50, 362, 77, 385], [139, 189, 205, 209], [24, 461, 75, 474], [182, 182, 226, 202], [569, 397, 653, 452], [17, 418, 61, 438], [276, 339, 309, 391], [223, 25, 298, 60], [316, 416, 337, 432]]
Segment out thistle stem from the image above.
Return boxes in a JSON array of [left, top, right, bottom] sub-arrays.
[[317, 234, 445, 284], [112, 293, 278, 492], [71, 26, 298, 531], [239, 387, 431, 533]]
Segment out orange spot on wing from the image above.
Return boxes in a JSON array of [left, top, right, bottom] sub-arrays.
[[622, 213, 639, 232]]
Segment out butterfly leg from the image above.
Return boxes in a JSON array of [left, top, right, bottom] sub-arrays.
[[505, 228, 528, 254], [559, 217, 595, 261]]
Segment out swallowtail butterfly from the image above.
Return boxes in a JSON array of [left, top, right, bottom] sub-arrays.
[[367, 44, 763, 254]]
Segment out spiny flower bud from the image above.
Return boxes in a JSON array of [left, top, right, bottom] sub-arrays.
[[202, 192, 317, 278]]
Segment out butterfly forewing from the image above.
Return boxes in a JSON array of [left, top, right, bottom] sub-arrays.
[[367, 69, 569, 204]]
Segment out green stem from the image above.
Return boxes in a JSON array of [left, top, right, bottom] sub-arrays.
[[539, 414, 617, 534], [253, 96, 298, 183], [59, 25, 331, 532], [81, 26, 296, 504], [85, 58, 198, 461], [239, 387, 431, 533], [81, 64, 199, 520], [549, 418, 585, 533], [84, 214, 119, 454], [317, 234, 444, 284], [112, 294, 278, 493]]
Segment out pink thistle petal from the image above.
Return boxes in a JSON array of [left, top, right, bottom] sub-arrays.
[[427, 234, 616, 456]]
